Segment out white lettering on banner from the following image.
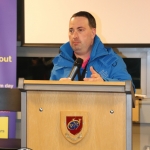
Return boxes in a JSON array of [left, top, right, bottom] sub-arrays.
[[0, 56, 12, 62], [5, 84, 14, 89], [0, 111, 10, 113], [0, 84, 4, 88]]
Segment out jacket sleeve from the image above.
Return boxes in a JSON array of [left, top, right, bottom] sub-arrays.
[[104, 56, 135, 92], [105, 57, 132, 81], [93, 50, 135, 92], [50, 55, 72, 80], [50, 56, 61, 80]]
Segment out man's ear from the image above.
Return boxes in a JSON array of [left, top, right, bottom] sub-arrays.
[[91, 28, 96, 38]]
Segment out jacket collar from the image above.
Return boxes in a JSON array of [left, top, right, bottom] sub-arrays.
[[90, 35, 108, 61]]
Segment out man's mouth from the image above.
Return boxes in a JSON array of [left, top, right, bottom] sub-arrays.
[[73, 41, 80, 45]]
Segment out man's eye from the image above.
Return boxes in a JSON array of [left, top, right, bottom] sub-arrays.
[[69, 29, 74, 33], [78, 28, 83, 32]]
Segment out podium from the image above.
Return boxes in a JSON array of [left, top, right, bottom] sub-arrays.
[[18, 79, 135, 150]]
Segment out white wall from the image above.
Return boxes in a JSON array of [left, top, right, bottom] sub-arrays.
[[24, 0, 150, 44]]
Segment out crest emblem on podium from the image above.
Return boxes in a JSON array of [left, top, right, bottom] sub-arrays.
[[60, 111, 88, 143]]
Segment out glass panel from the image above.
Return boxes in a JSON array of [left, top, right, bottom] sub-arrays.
[[17, 57, 54, 81], [123, 58, 141, 89]]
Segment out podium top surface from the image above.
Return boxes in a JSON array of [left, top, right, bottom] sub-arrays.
[[18, 78, 135, 107], [18, 78, 133, 94], [24, 80, 126, 86]]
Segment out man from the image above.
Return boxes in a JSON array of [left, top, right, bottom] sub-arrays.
[[50, 11, 133, 84]]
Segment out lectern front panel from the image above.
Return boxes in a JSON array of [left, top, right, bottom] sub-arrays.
[[26, 91, 126, 150]]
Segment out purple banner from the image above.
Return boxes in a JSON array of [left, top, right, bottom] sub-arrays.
[[0, 0, 17, 138]]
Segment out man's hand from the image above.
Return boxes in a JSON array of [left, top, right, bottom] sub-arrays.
[[83, 66, 104, 82], [59, 78, 71, 81]]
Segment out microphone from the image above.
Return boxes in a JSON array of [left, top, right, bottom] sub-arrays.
[[68, 58, 83, 80]]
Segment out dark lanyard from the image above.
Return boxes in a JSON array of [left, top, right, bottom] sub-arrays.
[[77, 65, 87, 81]]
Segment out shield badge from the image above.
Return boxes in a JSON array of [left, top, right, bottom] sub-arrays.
[[60, 111, 88, 144]]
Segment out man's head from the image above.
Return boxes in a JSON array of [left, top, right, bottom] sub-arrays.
[[69, 11, 96, 59], [71, 11, 96, 28]]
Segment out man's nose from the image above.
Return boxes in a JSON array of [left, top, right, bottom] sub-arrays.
[[73, 31, 78, 39]]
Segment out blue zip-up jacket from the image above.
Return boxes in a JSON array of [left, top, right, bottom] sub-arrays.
[[50, 35, 133, 83]]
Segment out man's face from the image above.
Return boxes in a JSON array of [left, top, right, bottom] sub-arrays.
[[69, 17, 96, 56]]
